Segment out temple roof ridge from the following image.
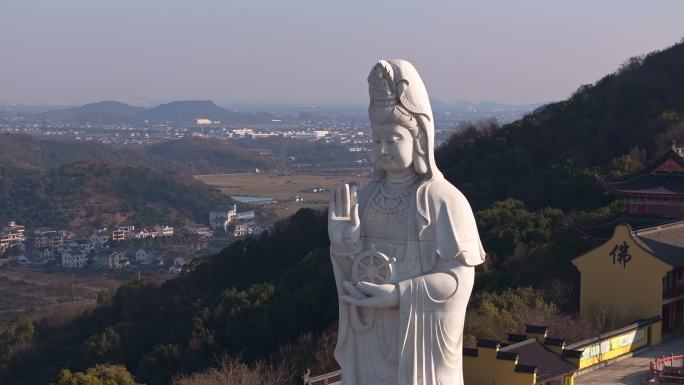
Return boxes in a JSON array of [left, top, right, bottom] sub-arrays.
[[635, 218, 684, 235]]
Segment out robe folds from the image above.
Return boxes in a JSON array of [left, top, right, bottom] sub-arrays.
[[331, 177, 485, 385]]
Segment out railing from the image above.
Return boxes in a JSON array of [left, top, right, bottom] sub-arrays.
[[567, 316, 661, 370], [303, 369, 341, 385], [651, 355, 684, 383]]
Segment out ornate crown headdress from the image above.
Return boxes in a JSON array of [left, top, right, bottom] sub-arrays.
[[368, 60, 397, 104], [368, 60, 431, 124]]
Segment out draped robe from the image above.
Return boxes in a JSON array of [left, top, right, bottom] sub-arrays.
[[330, 177, 485, 385]]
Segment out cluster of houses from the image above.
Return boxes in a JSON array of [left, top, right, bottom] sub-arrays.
[[31, 224, 183, 271], [2, 203, 267, 273], [111, 225, 175, 241], [0, 222, 197, 273], [0, 221, 26, 254]]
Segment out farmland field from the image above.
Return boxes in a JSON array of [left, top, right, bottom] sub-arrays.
[[195, 172, 370, 218]]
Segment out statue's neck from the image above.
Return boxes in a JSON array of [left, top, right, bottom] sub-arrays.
[[384, 169, 419, 193]]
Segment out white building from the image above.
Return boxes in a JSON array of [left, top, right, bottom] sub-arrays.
[[62, 249, 88, 268], [155, 225, 175, 237], [90, 230, 110, 248], [1, 221, 26, 253], [186, 224, 213, 238], [209, 204, 256, 231], [112, 225, 135, 241], [95, 250, 124, 269], [135, 248, 153, 265]]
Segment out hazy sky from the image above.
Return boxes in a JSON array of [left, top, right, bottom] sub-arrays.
[[1, 0, 683, 106]]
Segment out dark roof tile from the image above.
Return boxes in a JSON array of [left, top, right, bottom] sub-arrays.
[[507, 333, 528, 343], [497, 351, 518, 361], [515, 364, 537, 373], [525, 325, 548, 334], [476, 338, 500, 348], [544, 337, 566, 346], [501, 339, 576, 382]]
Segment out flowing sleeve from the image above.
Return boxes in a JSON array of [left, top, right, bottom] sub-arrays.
[[425, 181, 486, 267]]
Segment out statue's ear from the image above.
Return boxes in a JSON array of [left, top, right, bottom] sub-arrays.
[[414, 153, 428, 175], [413, 129, 428, 174], [415, 128, 427, 155]]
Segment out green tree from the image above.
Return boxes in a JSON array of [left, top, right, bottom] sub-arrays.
[[51, 364, 141, 385]]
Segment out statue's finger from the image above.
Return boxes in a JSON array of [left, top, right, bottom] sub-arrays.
[[335, 186, 342, 217], [340, 295, 366, 306], [328, 190, 337, 220], [350, 204, 360, 230], [351, 183, 358, 206], [343, 183, 350, 218], [356, 281, 379, 295], [343, 281, 366, 299]]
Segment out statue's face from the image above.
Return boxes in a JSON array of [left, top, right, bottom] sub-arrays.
[[371, 123, 415, 175]]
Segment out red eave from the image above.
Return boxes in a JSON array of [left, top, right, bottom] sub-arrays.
[[596, 180, 684, 199]]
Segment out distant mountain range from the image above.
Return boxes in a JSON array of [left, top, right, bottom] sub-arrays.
[[0, 99, 548, 124], [430, 99, 545, 112], [35, 100, 281, 124]]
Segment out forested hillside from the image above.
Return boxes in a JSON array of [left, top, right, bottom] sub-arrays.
[[0, 160, 233, 229], [436, 39, 684, 211]]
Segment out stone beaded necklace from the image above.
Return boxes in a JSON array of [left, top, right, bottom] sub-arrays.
[[371, 183, 412, 226]]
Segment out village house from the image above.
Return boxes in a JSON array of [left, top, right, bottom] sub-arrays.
[[134, 228, 153, 239], [155, 225, 174, 237], [135, 248, 153, 264], [89, 229, 110, 248], [167, 256, 188, 274], [233, 224, 251, 237], [0, 220, 26, 253], [186, 224, 213, 238], [68, 238, 94, 254], [111, 225, 135, 241], [61, 248, 88, 268], [34, 229, 74, 249], [95, 250, 125, 269]]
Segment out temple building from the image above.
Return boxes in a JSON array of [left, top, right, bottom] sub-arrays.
[[573, 145, 684, 337], [597, 144, 684, 218]]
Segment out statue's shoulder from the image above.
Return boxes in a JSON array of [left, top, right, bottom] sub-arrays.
[[424, 178, 470, 208]]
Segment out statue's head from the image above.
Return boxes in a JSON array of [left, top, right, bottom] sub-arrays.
[[367, 59, 441, 181]]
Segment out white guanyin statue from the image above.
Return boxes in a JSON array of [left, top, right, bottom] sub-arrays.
[[328, 59, 486, 385]]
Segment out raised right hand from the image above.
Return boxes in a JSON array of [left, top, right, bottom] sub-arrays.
[[328, 183, 361, 255]]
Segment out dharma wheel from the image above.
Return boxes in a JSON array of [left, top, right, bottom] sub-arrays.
[[352, 248, 395, 285]]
